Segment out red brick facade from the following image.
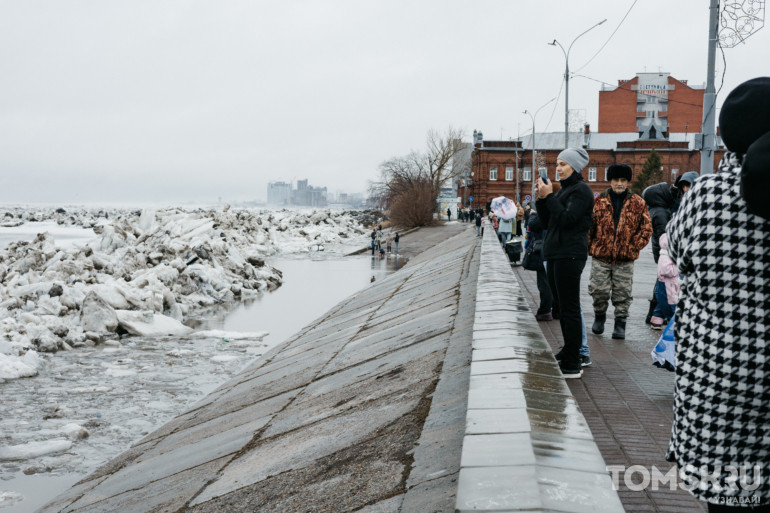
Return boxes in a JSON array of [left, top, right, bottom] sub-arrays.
[[598, 74, 706, 136], [467, 73, 724, 209], [469, 141, 724, 207]]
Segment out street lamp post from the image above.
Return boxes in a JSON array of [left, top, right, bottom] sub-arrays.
[[523, 97, 556, 202], [549, 19, 606, 149]]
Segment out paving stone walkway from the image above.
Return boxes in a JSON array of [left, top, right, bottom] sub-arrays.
[[512, 244, 708, 513]]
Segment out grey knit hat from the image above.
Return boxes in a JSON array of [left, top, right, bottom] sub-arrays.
[[557, 148, 589, 173]]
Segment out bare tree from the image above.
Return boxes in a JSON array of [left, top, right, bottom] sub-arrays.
[[370, 126, 468, 223]]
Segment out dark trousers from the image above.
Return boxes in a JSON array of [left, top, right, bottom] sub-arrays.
[[536, 269, 553, 314], [547, 258, 586, 367]]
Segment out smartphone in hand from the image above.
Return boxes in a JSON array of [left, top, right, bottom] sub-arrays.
[[539, 169, 549, 183]]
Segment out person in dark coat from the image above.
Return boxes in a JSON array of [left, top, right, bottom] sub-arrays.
[[666, 77, 770, 512], [642, 171, 698, 326], [525, 209, 552, 320], [535, 148, 594, 379]]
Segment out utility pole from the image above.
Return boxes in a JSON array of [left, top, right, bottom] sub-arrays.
[[700, 0, 719, 174]]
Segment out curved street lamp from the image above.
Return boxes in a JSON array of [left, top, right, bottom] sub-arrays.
[[523, 97, 556, 201], [549, 19, 607, 149]]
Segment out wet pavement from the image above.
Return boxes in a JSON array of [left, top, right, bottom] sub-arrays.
[[512, 244, 708, 513]]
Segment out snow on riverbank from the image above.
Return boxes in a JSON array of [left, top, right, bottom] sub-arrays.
[[0, 206, 380, 382]]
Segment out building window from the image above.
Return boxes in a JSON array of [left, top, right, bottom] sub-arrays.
[[604, 167, 609, 181], [505, 166, 513, 181], [588, 167, 597, 182], [671, 168, 678, 181], [523, 167, 531, 181], [489, 167, 497, 181]]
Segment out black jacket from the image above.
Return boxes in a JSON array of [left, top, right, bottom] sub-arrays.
[[535, 173, 594, 260], [642, 182, 676, 263]]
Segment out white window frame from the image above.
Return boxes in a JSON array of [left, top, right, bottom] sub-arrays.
[[505, 166, 513, 181], [545, 167, 557, 182], [489, 167, 497, 181], [671, 168, 679, 181], [588, 167, 597, 182], [523, 167, 531, 181], [604, 167, 609, 181]]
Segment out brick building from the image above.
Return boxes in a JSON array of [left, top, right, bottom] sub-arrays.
[[467, 72, 725, 209]]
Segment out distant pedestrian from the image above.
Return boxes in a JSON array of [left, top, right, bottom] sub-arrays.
[[665, 77, 770, 511], [385, 232, 393, 253], [523, 203, 532, 230], [370, 229, 376, 255], [587, 164, 652, 339], [497, 217, 513, 244], [475, 212, 482, 236], [375, 230, 383, 254], [525, 209, 552, 320], [394, 232, 400, 253], [642, 171, 698, 325], [535, 147, 594, 379], [515, 205, 524, 236], [446, 207, 452, 221], [652, 233, 678, 325]]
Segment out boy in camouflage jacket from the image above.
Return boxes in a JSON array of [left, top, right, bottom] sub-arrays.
[[587, 164, 652, 339]]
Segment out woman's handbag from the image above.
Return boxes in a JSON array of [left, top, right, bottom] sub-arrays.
[[522, 239, 545, 271]]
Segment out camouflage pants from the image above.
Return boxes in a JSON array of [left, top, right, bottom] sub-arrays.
[[588, 259, 635, 318]]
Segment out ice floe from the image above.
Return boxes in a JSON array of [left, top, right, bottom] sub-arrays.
[[0, 206, 380, 381]]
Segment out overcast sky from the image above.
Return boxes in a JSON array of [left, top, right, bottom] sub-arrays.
[[1, 1, 768, 205]]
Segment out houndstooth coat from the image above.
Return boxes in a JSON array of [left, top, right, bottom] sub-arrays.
[[666, 152, 769, 504]]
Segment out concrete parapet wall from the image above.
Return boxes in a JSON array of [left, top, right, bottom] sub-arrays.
[[455, 227, 624, 512]]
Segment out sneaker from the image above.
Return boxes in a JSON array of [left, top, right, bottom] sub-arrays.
[[535, 311, 553, 321], [554, 349, 564, 362], [559, 362, 583, 379], [650, 316, 665, 330], [580, 354, 592, 367]]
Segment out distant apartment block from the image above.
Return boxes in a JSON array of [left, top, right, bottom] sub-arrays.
[[267, 179, 327, 207]]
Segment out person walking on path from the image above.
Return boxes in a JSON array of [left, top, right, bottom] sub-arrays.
[[498, 216, 513, 244], [394, 232, 400, 254], [370, 229, 377, 256], [515, 205, 525, 236], [665, 77, 770, 512], [385, 232, 393, 253], [642, 171, 698, 325], [587, 164, 652, 339], [475, 211, 482, 236], [653, 232, 678, 323], [446, 207, 452, 221], [535, 147, 594, 379], [525, 209, 552, 321]]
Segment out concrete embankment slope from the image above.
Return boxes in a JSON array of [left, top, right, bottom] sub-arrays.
[[39, 224, 479, 513]]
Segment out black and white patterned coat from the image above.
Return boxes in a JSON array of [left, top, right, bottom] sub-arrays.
[[666, 152, 769, 504]]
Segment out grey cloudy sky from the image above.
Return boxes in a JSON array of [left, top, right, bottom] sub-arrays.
[[1, 1, 768, 205]]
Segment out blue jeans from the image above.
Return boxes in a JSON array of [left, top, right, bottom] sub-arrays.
[[476, 225, 481, 236], [580, 309, 590, 357], [395, 241, 399, 253], [653, 280, 676, 320]]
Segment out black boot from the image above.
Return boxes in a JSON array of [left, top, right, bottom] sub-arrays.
[[645, 297, 657, 324], [591, 312, 606, 334], [612, 317, 627, 339]]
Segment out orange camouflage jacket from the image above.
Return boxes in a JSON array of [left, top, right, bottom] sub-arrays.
[[588, 189, 652, 263]]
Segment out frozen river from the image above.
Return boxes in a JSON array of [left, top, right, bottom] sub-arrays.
[[0, 223, 403, 512]]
